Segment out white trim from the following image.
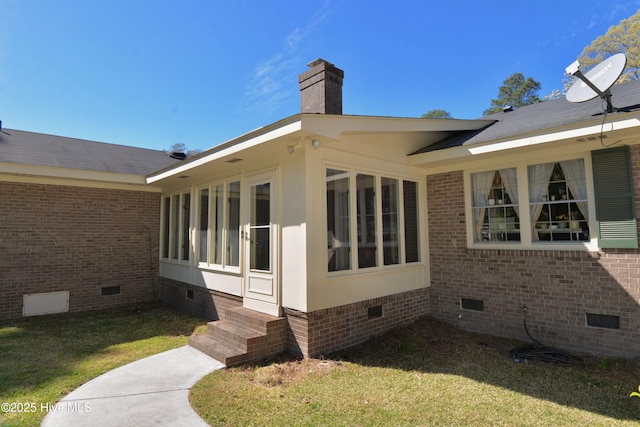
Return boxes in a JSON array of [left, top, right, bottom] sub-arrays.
[[467, 119, 640, 155], [464, 152, 598, 251], [324, 162, 426, 277], [409, 117, 640, 169], [0, 166, 157, 192], [147, 121, 302, 184], [190, 176, 244, 274]]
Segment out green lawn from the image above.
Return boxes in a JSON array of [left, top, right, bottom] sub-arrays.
[[2, 305, 639, 427], [191, 316, 640, 427], [0, 304, 207, 427]]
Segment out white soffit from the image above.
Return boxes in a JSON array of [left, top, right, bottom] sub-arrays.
[[467, 118, 640, 154], [302, 114, 494, 140], [147, 120, 303, 184], [409, 117, 640, 166]]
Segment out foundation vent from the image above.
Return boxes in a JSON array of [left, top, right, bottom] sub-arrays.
[[586, 313, 620, 329], [101, 285, 121, 296], [23, 291, 70, 316], [368, 305, 383, 318], [460, 298, 484, 312]]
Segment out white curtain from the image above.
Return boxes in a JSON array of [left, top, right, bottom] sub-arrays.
[[559, 159, 588, 222], [528, 163, 555, 241], [499, 168, 519, 216], [472, 171, 495, 241]]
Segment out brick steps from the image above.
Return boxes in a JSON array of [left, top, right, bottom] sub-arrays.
[[189, 306, 287, 366]]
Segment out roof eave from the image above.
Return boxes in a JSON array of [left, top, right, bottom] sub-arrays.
[[146, 114, 495, 184], [146, 114, 304, 184], [408, 114, 640, 169]]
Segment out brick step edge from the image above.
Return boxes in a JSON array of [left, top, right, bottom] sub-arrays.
[[188, 334, 245, 366], [206, 320, 266, 351]]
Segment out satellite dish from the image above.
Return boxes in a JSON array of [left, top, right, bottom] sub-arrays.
[[565, 53, 627, 112]]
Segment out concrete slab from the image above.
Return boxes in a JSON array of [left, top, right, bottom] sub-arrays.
[[41, 346, 225, 427]]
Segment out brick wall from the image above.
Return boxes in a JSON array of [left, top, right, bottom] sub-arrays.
[[158, 277, 241, 320], [285, 288, 430, 358], [0, 181, 161, 320], [426, 157, 640, 358], [159, 276, 429, 359]]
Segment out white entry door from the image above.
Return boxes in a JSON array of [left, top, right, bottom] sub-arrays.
[[243, 171, 280, 316]]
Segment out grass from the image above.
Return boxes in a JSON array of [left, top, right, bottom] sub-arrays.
[[0, 303, 207, 427], [191, 316, 640, 427]]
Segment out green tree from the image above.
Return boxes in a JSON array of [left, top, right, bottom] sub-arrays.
[[167, 142, 202, 157], [483, 73, 541, 116], [421, 109, 452, 119], [578, 9, 640, 82], [552, 9, 640, 97]]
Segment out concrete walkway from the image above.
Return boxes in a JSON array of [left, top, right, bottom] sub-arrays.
[[41, 346, 225, 427]]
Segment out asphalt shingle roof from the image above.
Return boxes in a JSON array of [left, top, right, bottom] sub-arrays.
[[0, 128, 179, 175], [413, 79, 640, 154]]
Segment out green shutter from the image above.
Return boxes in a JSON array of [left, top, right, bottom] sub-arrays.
[[591, 146, 638, 248]]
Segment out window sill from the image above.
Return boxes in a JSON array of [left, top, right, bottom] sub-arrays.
[[469, 241, 598, 251], [196, 263, 242, 276], [160, 258, 190, 265], [327, 262, 425, 279]]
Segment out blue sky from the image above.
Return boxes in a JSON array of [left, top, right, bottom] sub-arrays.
[[1, 1, 639, 152]]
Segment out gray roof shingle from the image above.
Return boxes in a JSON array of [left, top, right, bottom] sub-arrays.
[[413, 79, 640, 154], [0, 129, 179, 175]]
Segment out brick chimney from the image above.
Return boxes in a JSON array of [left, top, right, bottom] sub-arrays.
[[298, 59, 344, 115]]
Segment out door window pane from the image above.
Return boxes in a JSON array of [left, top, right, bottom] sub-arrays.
[[381, 177, 399, 265], [357, 173, 377, 268], [327, 169, 351, 272], [250, 183, 270, 271]]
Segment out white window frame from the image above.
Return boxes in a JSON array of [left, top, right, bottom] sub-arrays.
[[161, 190, 192, 263], [465, 153, 598, 251], [195, 177, 242, 274], [325, 163, 423, 276]]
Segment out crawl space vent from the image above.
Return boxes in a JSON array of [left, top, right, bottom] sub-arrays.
[[586, 313, 620, 329], [368, 305, 383, 318], [101, 286, 121, 296], [461, 298, 484, 312]]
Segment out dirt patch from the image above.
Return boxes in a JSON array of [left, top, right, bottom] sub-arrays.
[[249, 357, 344, 388]]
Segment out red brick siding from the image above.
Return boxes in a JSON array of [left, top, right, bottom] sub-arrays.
[[426, 150, 640, 358], [285, 288, 430, 358], [0, 181, 160, 320], [158, 277, 241, 320], [159, 277, 429, 358]]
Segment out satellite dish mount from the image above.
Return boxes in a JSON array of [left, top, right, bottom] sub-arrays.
[[565, 53, 627, 113]]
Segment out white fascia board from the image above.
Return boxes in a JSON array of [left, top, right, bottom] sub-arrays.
[[467, 117, 640, 154], [147, 119, 302, 184], [409, 117, 640, 166]]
